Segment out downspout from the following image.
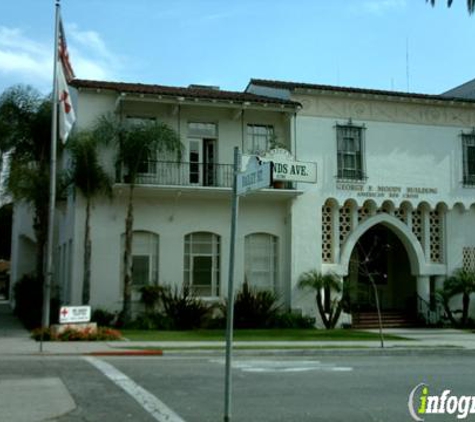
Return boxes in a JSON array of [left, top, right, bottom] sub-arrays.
[[241, 107, 245, 153]]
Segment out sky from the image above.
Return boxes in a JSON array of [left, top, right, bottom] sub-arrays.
[[1, 0, 475, 96]]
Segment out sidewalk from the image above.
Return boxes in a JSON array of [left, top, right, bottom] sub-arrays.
[[1, 301, 475, 356]]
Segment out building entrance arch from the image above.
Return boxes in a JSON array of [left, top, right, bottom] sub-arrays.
[[339, 214, 425, 317]]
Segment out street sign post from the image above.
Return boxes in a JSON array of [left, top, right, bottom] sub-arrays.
[[224, 150, 272, 422]]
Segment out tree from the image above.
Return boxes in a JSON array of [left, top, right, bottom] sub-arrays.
[[68, 131, 112, 305], [427, 0, 475, 14], [298, 270, 342, 329], [94, 115, 183, 324], [438, 268, 475, 327], [0, 85, 52, 281]]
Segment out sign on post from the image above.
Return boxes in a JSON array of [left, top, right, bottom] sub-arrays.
[[59, 306, 91, 324], [259, 148, 317, 183], [236, 156, 272, 195]]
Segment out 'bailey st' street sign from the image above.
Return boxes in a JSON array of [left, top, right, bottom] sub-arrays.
[[237, 156, 272, 195]]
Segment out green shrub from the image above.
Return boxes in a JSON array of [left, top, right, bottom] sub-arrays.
[[129, 312, 173, 330], [92, 308, 118, 327], [14, 274, 43, 329], [270, 312, 315, 329], [160, 285, 212, 330], [140, 285, 163, 313], [228, 282, 280, 329]]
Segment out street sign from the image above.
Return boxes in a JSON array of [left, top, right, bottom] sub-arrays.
[[260, 149, 317, 183], [59, 306, 91, 324], [236, 156, 272, 195]]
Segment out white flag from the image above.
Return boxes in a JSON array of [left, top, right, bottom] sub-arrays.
[[58, 62, 75, 143], [57, 16, 75, 143]]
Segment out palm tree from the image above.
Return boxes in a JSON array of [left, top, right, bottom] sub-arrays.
[[298, 270, 342, 329], [0, 85, 52, 281], [94, 115, 183, 323], [438, 268, 475, 327], [68, 131, 112, 305], [427, 0, 475, 14]]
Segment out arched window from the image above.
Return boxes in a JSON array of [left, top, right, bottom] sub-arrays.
[[245, 233, 278, 292], [184, 232, 220, 296], [121, 231, 159, 287]]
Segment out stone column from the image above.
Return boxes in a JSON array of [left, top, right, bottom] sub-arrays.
[[332, 205, 340, 264], [417, 275, 430, 303], [422, 208, 430, 257]]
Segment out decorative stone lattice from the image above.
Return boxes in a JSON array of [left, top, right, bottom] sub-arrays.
[[357, 205, 370, 222], [412, 209, 423, 245], [394, 207, 406, 224], [376, 203, 392, 215], [322, 203, 333, 263], [339, 205, 352, 245], [429, 210, 443, 263], [463, 247, 475, 271]]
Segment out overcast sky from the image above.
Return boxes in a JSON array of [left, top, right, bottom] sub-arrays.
[[1, 0, 475, 95]]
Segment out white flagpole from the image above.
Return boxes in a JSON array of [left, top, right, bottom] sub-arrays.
[[41, 0, 61, 348]]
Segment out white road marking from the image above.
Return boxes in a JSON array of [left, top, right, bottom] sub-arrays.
[[84, 356, 185, 422], [210, 359, 353, 373]]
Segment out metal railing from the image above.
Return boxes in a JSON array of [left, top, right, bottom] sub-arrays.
[[462, 175, 475, 187], [417, 294, 441, 326], [335, 169, 368, 182], [118, 161, 234, 188]]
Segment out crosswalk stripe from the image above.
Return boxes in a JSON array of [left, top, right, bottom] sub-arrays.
[[84, 356, 185, 422]]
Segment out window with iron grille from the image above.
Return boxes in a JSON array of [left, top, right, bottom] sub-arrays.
[[184, 232, 220, 297], [244, 233, 278, 292], [121, 231, 159, 287], [336, 124, 365, 180], [462, 134, 475, 186], [246, 125, 274, 155]]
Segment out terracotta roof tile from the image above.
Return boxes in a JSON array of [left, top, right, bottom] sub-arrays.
[[71, 79, 300, 108]]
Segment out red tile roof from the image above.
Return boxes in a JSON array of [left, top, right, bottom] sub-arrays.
[[249, 78, 475, 104], [71, 79, 301, 108]]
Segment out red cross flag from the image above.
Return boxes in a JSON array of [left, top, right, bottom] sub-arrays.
[[57, 17, 76, 143]]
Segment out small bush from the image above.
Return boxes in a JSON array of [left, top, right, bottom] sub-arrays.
[[31, 326, 122, 341], [92, 308, 118, 327], [270, 312, 315, 329], [14, 274, 43, 329], [140, 285, 163, 313], [160, 285, 212, 330], [228, 282, 280, 329], [129, 312, 173, 330]]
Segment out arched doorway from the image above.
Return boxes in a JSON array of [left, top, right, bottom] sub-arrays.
[[345, 224, 417, 324]]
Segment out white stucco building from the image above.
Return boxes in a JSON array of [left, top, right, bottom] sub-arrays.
[[9, 77, 475, 326]]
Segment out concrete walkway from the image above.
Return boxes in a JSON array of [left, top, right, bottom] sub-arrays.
[[1, 301, 475, 355]]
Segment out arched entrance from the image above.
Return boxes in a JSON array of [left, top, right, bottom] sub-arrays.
[[345, 224, 416, 315]]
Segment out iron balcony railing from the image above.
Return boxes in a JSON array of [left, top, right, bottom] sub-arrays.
[[335, 169, 368, 182], [463, 174, 475, 187], [119, 161, 235, 188]]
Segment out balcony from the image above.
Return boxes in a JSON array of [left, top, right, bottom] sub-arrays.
[[115, 160, 299, 199], [117, 161, 234, 188]]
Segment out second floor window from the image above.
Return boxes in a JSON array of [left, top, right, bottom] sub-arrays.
[[246, 125, 274, 155], [462, 134, 475, 186], [336, 124, 365, 180]]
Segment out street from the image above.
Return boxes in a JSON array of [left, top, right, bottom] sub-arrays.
[[0, 352, 474, 421]]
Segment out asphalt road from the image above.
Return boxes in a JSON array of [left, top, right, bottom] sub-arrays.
[[1, 353, 474, 421]]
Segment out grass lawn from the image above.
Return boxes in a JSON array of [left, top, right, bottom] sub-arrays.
[[120, 328, 409, 342]]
